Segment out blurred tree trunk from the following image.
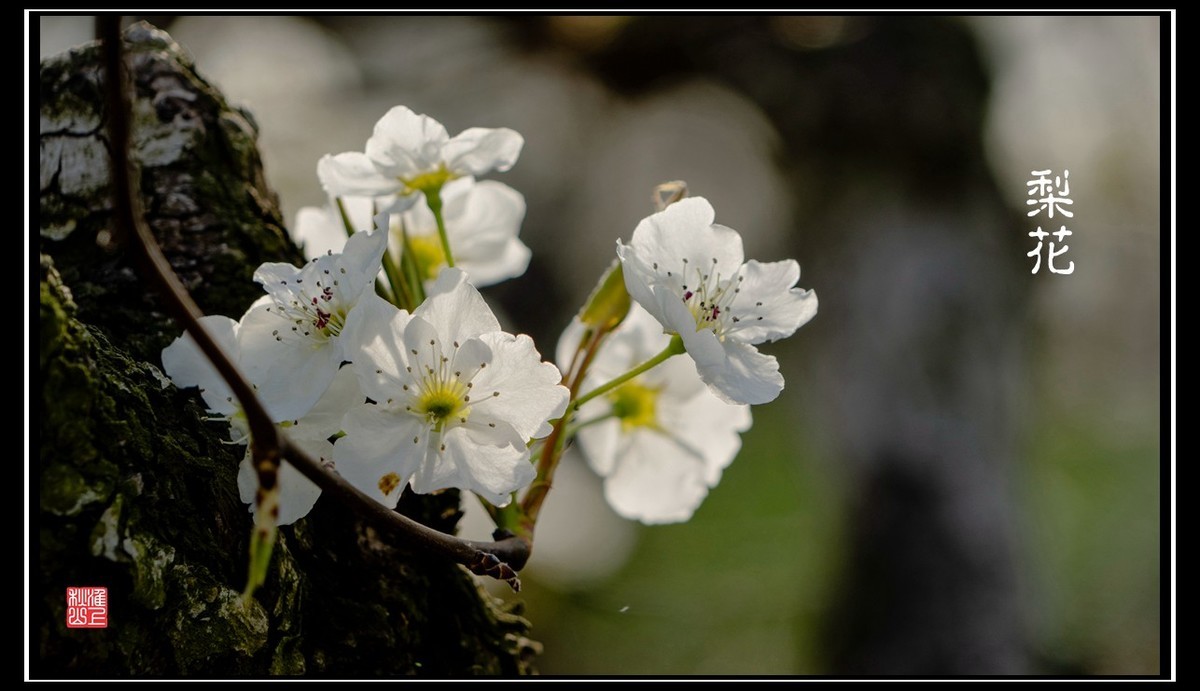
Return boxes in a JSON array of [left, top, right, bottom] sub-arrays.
[[576, 16, 1030, 674], [37, 22, 536, 676]]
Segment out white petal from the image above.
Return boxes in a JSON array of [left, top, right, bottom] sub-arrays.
[[335, 404, 427, 508], [237, 451, 256, 506], [646, 346, 707, 398], [161, 315, 240, 416], [237, 447, 325, 526], [410, 426, 534, 505], [727, 259, 818, 344], [450, 337, 494, 386], [576, 417, 622, 477], [336, 225, 389, 302], [401, 315, 449, 379], [398, 191, 437, 235], [288, 364, 363, 443], [458, 238, 531, 288], [237, 300, 340, 421], [470, 332, 570, 440], [445, 181, 526, 245], [318, 152, 400, 198], [437, 175, 477, 210], [686, 336, 784, 405], [624, 303, 677, 358], [604, 430, 711, 525], [365, 106, 449, 179], [275, 459, 324, 525], [661, 383, 750, 486], [292, 206, 346, 261], [414, 267, 502, 343], [616, 239, 668, 328], [445, 180, 530, 286], [339, 294, 413, 403], [252, 260, 303, 293], [627, 197, 744, 279], [442, 127, 523, 176]]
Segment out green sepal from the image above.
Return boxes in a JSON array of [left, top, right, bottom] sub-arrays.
[[580, 260, 631, 331]]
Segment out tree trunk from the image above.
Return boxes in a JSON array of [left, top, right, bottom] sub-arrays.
[[37, 22, 537, 676]]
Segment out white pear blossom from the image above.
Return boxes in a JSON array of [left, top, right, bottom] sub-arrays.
[[335, 267, 569, 507], [237, 222, 387, 421], [236, 365, 363, 525], [161, 314, 249, 442], [558, 304, 751, 524], [616, 197, 818, 405], [292, 177, 530, 288], [162, 317, 365, 525], [317, 105, 523, 212]]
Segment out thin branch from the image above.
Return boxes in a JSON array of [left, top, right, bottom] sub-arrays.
[[97, 16, 528, 585]]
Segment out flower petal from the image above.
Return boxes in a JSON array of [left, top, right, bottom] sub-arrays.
[[292, 205, 347, 262], [458, 237, 531, 288], [727, 259, 818, 344], [576, 418, 622, 477], [693, 338, 784, 406], [470, 332, 569, 440], [445, 180, 530, 286], [414, 267, 502, 344], [335, 404, 427, 508], [365, 106, 449, 179], [442, 127, 524, 176], [237, 449, 324, 526], [339, 294, 413, 404], [237, 299, 341, 421], [616, 238, 667, 328], [318, 151, 399, 198], [662, 384, 751, 486], [161, 314, 240, 416], [288, 364, 363, 443], [410, 426, 534, 506], [604, 429, 711, 524], [336, 225, 389, 301], [627, 197, 744, 280]]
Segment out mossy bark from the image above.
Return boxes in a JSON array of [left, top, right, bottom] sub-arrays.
[[37, 22, 537, 677]]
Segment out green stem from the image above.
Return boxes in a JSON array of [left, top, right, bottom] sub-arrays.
[[567, 412, 617, 436], [339, 197, 409, 307], [573, 335, 685, 409], [424, 188, 456, 269], [382, 249, 412, 309], [493, 493, 523, 533], [398, 219, 427, 305], [334, 196, 356, 238]]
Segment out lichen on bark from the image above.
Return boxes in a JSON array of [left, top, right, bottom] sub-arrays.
[[37, 22, 537, 677]]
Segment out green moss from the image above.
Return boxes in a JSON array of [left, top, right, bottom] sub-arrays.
[[169, 565, 269, 672], [270, 635, 306, 675], [41, 463, 108, 517]]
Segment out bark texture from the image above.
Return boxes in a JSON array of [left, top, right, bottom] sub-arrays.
[[37, 22, 537, 677]]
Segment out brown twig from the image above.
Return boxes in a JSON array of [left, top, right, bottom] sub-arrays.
[[96, 16, 529, 584], [518, 323, 608, 535]]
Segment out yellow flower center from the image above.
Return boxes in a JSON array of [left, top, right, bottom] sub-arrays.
[[609, 382, 661, 431], [408, 234, 448, 282], [415, 381, 469, 430], [401, 165, 457, 196]]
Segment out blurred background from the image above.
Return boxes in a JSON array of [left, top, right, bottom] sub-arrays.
[[41, 15, 1164, 675]]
